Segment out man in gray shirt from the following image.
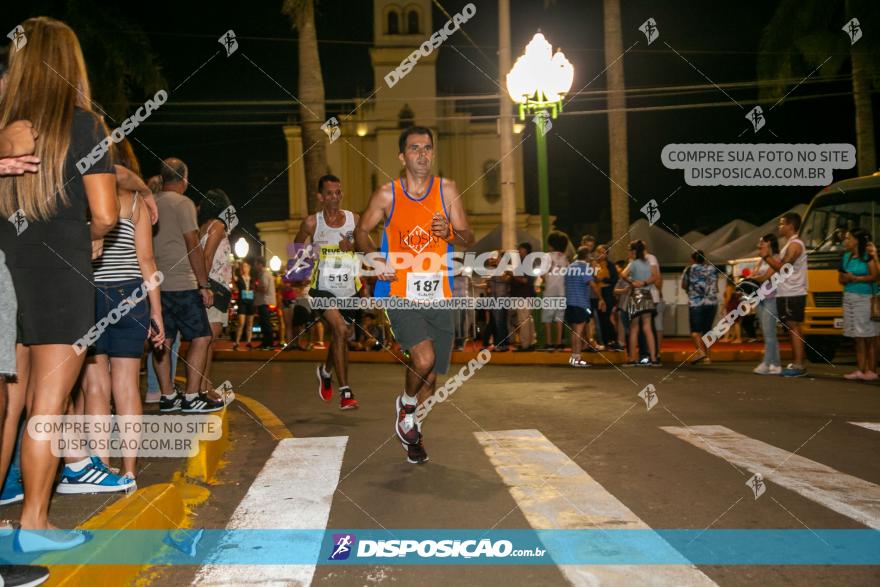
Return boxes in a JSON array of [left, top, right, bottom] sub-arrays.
[[152, 158, 223, 413]]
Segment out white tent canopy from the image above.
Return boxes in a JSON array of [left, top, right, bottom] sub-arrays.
[[691, 219, 756, 253], [708, 204, 808, 263]]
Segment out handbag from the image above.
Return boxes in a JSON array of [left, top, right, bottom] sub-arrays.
[[627, 286, 656, 318], [210, 278, 232, 313]]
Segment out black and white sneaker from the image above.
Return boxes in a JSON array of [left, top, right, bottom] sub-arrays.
[[159, 392, 182, 413], [0, 564, 50, 587], [181, 394, 225, 414]]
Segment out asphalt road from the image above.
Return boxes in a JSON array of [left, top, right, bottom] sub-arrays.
[[175, 357, 880, 586]]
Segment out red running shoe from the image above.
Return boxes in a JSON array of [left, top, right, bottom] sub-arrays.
[[339, 387, 359, 410], [316, 365, 332, 401]]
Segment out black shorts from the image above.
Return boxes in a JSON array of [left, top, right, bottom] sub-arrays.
[[293, 305, 311, 326], [776, 295, 806, 323], [161, 290, 212, 342], [309, 288, 359, 324], [688, 304, 717, 335], [564, 306, 592, 325]]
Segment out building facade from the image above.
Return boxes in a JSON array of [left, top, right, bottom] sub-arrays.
[[256, 0, 542, 257]]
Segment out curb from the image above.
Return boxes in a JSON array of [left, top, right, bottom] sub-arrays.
[[41, 407, 230, 586], [213, 347, 794, 365]]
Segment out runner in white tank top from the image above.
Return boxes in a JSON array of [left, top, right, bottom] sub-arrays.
[[293, 174, 361, 410]]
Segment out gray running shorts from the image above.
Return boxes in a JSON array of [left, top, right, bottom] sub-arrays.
[[386, 308, 454, 375]]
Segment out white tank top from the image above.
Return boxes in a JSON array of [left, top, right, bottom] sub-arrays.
[[313, 209, 355, 246], [777, 235, 808, 297], [310, 209, 359, 297]]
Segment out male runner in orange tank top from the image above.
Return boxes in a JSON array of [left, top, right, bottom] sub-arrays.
[[355, 126, 474, 464]]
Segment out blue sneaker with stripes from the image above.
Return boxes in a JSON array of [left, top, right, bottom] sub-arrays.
[[56, 458, 136, 494]]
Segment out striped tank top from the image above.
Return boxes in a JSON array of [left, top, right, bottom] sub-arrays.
[[93, 195, 142, 283], [374, 176, 452, 300]]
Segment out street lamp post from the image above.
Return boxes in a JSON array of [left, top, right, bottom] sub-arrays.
[[506, 32, 574, 247]]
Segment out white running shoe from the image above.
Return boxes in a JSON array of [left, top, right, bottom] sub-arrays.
[[753, 362, 769, 375]]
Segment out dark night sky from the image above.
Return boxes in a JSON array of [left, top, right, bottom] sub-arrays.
[[4, 0, 876, 245]]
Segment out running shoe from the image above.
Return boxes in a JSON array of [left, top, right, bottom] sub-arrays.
[[339, 387, 359, 410], [0, 472, 23, 505], [56, 459, 136, 494], [181, 394, 225, 413], [0, 563, 50, 587], [406, 436, 429, 465], [781, 364, 807, 377], [14, 528, 91, 553], [316, 365, 333, 401], [159, 392, 182, 413], [753, 362, 770, 374], [395, 395, 420, 445], [568, 356, 590, 368]]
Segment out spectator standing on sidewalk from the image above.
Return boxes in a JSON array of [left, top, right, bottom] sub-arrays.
[[197, 188, 234, 397], [540, 232, 569, 350], [510, 242, 537, 351], [233, 260, 256, 350], [681, 250, 719, 365], [151, 158, 223, 413], [593, 244, 620, 350], [481, 254, 510, 351], [0, 110, 52, 584], [763, 212, 809, 377], [564, 246, 606, 367], [253, 256, 276, 350], [0, 16, 119, 550], [751, 234, 782, 375], [840, 229, 879, 380]]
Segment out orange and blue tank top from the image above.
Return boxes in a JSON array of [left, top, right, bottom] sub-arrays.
[[373, 176, 453, 300]]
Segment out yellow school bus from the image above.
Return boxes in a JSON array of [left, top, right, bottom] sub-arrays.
[[798, 172, 880, 361]]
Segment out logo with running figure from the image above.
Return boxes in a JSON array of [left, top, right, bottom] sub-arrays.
[[328, 533, 356, 560]]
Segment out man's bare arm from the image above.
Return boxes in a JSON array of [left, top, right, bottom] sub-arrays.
[[354, 184, 392, 254], [438, 179, 474, 248], [765, 241, 802, 271], [183, 230, 210, 285], [294, 215, 316, 244]]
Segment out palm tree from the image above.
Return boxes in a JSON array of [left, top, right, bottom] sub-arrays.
[[18, 0, 164, 121], [603, 0, 630, 256], [283, 0, 329, 213], [759, 0, 880, 175]]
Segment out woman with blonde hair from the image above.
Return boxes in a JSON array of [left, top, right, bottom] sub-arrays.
[[0, 17, 119, 551]]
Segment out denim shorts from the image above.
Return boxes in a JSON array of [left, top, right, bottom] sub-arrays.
[[94, 279, 150, 358], [688, 304, 717, 335], [161, 290, 212, 342]]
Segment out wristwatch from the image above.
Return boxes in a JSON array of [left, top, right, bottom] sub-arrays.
[[199, 283, 211, 290]]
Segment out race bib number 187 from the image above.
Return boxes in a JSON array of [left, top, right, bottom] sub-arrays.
[[406, 272, 444, 301]]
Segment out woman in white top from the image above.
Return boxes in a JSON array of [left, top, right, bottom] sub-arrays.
[[198, 189, 234, 398]]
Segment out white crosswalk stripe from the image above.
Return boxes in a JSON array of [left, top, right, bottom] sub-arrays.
[[849, 421, 880, 433], [662, 425, 880, 530], [195, 436, 348, 586], [475, 429, 717, 586]]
